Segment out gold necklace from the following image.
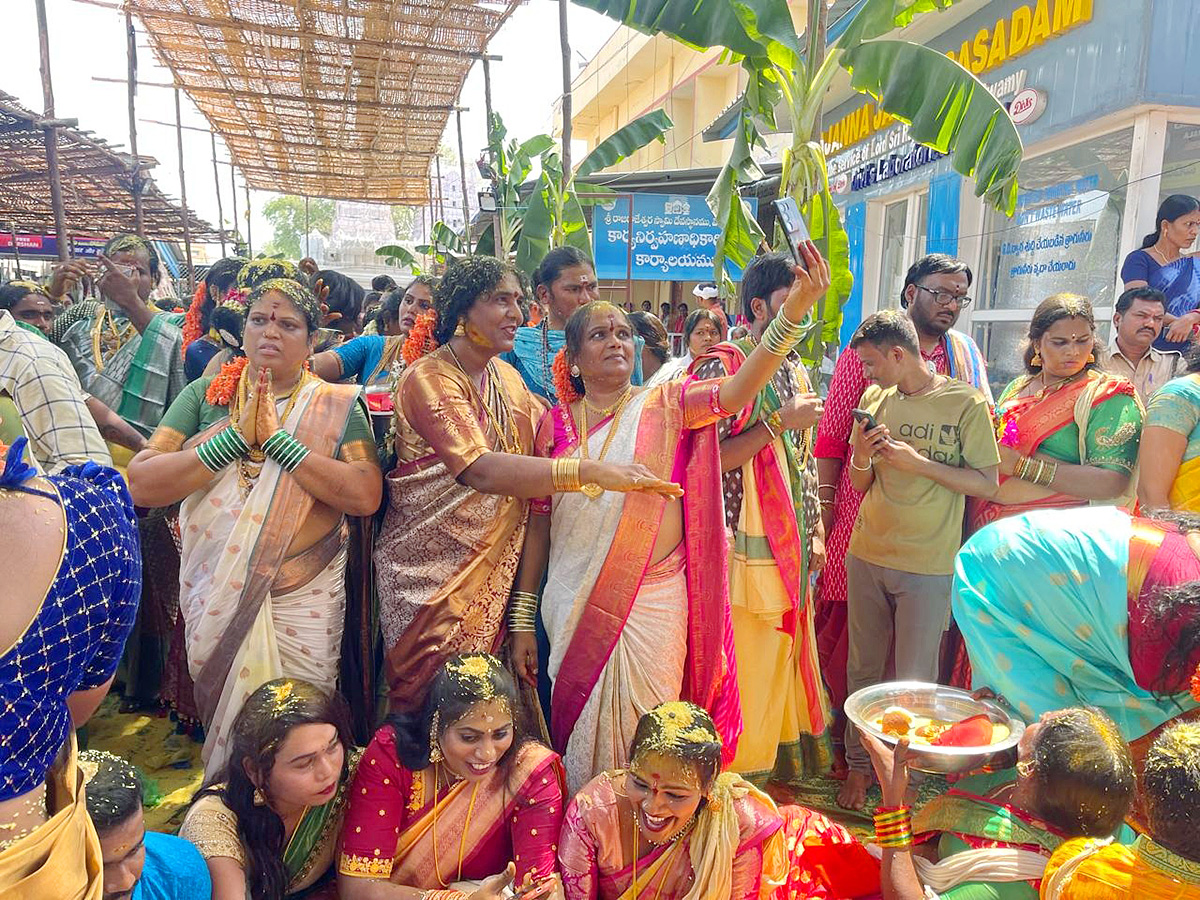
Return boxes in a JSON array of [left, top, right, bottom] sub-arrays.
[[572, 389, 634, 501], [630, 807, 693, 899], [1036, 370, 1083, 398], [446, 346, 521, 454], [431, 761, 478, 887], [90, 308, 137, 373], [585, 386, 632, 418], [1149, 243, 1179, 265]]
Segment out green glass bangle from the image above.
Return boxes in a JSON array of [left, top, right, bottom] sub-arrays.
[[196, 426, 250, 472], [262, 429, 311, 473]]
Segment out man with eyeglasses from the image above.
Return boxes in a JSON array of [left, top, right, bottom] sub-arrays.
[[811, 253, 992, 781]]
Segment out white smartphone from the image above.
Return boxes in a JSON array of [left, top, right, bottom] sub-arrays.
[[772, 197, 810, 270]]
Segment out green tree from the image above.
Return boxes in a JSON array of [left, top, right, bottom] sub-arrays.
[[573, 0, 1024, 362], [391, 206, 419, 241], [262, 195, 334, 258]]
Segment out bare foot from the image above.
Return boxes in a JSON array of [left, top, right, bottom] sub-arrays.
[[836, 769, 873, 810]]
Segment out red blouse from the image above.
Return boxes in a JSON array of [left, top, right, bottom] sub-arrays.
[[338, 726, 566, 887], [1129, 525, 1200, 693]]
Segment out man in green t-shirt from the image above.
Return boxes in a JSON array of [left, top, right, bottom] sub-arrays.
[[837, 310, 1000, 810]]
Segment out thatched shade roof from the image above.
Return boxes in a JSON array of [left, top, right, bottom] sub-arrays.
[[0, 90, 216, 239], [129, 0, 522, 203]]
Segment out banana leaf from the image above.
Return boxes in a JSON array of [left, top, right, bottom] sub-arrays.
[[576, 110, 674, 178], [375, 244, 419, 270], [835, 0, 959, 50], [841, 39, 1022, 213], [515, 168, 557, 277], [707, 103, 766, 282], [572, 0, 800, 67]]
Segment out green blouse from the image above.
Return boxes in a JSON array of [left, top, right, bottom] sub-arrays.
[[997, 375, 1143, 473], [155, 375, 374, 456]]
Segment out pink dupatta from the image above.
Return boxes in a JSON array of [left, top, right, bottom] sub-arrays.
[[543, 379, 742, 763]]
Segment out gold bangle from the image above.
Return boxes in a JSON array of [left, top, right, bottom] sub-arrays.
[[850, 456, 872, 471], [552, 456, 582, 492]]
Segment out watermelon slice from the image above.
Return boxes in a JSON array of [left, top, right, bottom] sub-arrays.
[[931, 714, 994, 747]]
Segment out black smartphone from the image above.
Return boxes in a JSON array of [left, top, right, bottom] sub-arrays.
[[851, 408, 878, 431], [771, 196, 810, 270]]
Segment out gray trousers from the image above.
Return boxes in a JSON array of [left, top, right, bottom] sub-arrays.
[[843, 553, 953, 773]]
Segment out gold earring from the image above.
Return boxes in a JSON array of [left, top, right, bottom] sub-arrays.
[[454, 320, 466, 336], [253, 788, 267, 806], [428, 711, 443, 764], [570, 365, 580, 377], [1086, 351, 1095, 363], [1031, 350, 1042, 367]]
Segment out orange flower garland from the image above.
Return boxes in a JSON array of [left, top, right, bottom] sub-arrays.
[[182, 282, 208, 352], [206, 356, 249, 406], [402, 310, 438, 365], [1191, 664, 1200, 704], [552, 349, 581, 405]]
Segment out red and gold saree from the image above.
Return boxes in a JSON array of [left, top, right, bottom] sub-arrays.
[[338, 726, 565, 889]]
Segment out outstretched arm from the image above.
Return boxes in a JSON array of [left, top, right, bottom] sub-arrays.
[[716, 242, 831, 415]]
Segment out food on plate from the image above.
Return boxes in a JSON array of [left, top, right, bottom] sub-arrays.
[[873, 706, 1011, 747]]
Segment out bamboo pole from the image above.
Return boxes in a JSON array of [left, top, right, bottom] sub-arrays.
[[9, 225, 23, 275], [304, 196, 310, 258], [125, 9, 144, 235], [173, 87, 194, 293], [34, 0, 68, 262], [455, 109, 471, 254], [558, 0, 572, 182], [435, 155, 444, 225], [482, 56, 502, 254], [210, 132, 227, 256], [229, 165, 240, 253], [244, 184, 253, 257]]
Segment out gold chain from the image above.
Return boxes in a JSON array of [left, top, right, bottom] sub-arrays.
[[90, 308, 137, 373], [574, 387, 633, 463], [229, 365, 312, 493], [431, 762, 477, 887], [446, 346, 521, 454]]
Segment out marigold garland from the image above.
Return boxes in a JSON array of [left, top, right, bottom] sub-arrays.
[[182, 282, 208, 353], [402, 311, 438, 365], [206, 356, 249, 406], [1191, 665, 1200, 704], [552, 349, 581, 404]]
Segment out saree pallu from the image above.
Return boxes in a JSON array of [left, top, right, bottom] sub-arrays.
[[969, 372, 1137, 531], [952, 506, 1198, 739], [700, 343, 829, 784], [539, 380, 740, 790], [178, 380, 360, 778], [0, 735, 102, 900], [1043, 836, 1200, 900], [375, 458, 526, 711]]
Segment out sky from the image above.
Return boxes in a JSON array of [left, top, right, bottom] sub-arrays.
[[5, 0, 619, 258]]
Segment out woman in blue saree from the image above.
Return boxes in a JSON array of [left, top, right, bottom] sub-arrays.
[[1122, 194, 1200, 352]]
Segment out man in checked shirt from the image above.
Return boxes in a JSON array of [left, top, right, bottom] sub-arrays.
[[0, 304, 110, 472]]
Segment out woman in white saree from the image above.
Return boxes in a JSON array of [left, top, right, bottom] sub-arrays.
[[129, 278, 382, 777]]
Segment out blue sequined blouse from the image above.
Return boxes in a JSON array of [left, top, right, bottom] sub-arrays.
[[0, 458, 141, 800]]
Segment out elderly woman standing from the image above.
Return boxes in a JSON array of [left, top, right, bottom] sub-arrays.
[[128, 278, 381, 777], [1122, 194, 1200, 351], [376, 256, 679, 713]]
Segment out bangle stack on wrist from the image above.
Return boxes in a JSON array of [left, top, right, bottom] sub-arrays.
[[508, 591, 540, 633], [1014, 454, 1057, 487], [261, 429, 311, 473], [421, 891, 469, 900], [195, 426, 250, 472], [552, 457, 582, 492], [761, 309, 810, 356], [874, 805, 913, 850]]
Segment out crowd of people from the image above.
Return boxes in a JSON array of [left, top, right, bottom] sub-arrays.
[[4, 192, 1200, 900]]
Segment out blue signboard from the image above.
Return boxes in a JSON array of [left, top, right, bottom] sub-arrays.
[[592, 193, 758, 281]]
